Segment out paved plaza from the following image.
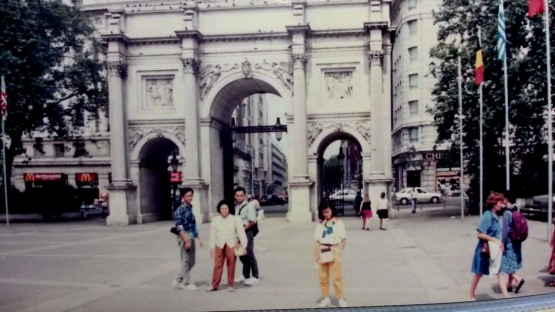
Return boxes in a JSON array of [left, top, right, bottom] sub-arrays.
[[0, 206, 554, 312]]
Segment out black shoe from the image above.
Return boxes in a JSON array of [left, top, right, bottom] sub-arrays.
[[515, 279, 525, 294], [507, 286, 513, 293], [366, 228, 370, 231], [412, 210, 416, 214]]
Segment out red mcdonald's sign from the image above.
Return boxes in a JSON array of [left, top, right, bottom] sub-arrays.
[[24, 173, 63, 182], [76, 173, 98, 183], [170, 171, 182, 184]]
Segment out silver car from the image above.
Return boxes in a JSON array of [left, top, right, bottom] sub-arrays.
[[328, 190, 358, 203], [394, 187, 442, 204]]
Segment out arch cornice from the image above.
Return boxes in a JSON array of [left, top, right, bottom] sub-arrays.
[[129, 129, 186, 161], [200, 63, 294, 120], [308, 121, 371, 156]]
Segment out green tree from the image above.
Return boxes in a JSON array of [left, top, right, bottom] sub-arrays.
[[429, 0, 553, 198], [324, 155, 341, 167], [0, 0, 107, 185]]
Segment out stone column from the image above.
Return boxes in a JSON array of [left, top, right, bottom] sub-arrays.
[[369, 50, 384, 175], [382, 36, 393, 179], [292, 53, 309, 181], [106, 60, 137, 225], [107, 61, 129, 183], [181, 57, 205, 222]]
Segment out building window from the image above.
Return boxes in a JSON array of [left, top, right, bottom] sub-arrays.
[[409, 47, 418, 63], [33, 138, 44, 158], [54, 144, 65, 158], [259, 138, 264, 145], [409, 74, 419, 89], [408, 20, 418, 36], [409, 127, 419, 143], [73, 142, 87, 158], [408, 0, 417, 10], [409, 100, 419, 116]]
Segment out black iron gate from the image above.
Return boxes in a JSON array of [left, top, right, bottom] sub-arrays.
[[220, 129, 235, 203], [322, 164, 345, 215]]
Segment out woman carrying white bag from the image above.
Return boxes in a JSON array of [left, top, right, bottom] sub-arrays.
[[206, 200, 248, 292], [313, 201, 348, 308]]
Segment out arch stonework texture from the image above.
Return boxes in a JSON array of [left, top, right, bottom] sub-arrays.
[[90, 0, 393, 225]]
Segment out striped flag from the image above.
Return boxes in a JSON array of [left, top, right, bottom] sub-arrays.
[[0, 77, 6, 121], [497, 0, 507, 61], [475, 28, 484, 85]]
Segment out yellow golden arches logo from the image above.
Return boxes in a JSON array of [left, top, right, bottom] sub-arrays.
[[81, 173, 91, 183], [24, 173, 35, 182]]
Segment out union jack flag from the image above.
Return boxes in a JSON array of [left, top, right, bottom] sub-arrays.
[[0, 76, 6, 121]]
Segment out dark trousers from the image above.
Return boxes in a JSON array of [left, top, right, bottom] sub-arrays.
[[239, 231, 259, 279]]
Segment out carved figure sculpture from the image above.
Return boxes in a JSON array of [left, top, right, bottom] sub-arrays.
[[164, 81, 173, 106], [272, 63, 293, 90], [200, 65, 222, 99], [242, 59, 252, 79], [307, 123, 324, 146], [325, 72, 353, 100], [147, 80, 162, 107]]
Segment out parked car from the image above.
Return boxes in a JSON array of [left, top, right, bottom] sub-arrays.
[[328, 190, 358, 203], [260, 194, 286, 206], [522, 194, 555, 219], [393, 187, 442, 204], [79, 203, 105, 219]]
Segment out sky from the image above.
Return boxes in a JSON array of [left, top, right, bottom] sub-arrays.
[[266, 94, 340, 160]]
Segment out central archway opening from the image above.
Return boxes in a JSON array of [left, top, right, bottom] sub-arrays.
[[208, 76, 290, 218], [316, 132, 363, 216], [138, 137, 179, 221]]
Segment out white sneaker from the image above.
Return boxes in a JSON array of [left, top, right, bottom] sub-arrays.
[[244, 277, 260, 286], [234, 276, 245, 283], [338, 299, 348, 307], [318, 297, 331, 308], [185, 283, 199, 291], [171, 279, 182, 289]]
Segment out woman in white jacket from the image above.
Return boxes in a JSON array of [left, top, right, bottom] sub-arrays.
[[206, 200, 248, 292]]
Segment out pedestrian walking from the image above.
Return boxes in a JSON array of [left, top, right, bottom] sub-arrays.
[[234, 186, 260, 286], [172, 187, 204, 291], [376, 192, 390, 230], [206, 200, 248, 292], [547, 219, 555, 286], [314, 201, 348, 308], [469, 192, 510, 301], [354, 191, 362, 214], [500, 193, 525, 294], [411, 187, 417, 213], [359, 194, 372, 230]]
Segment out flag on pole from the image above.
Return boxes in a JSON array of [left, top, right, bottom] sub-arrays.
[[497, 0, 507, 61], [0, 77, 6, 121], [529, 0, 545, 17], [475, 28, 484, 85]]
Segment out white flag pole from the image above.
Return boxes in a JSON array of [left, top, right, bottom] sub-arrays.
[[503, 49, 510, 191], [544, 0, 553, 242], [458, 56, 465, 221], [479, 83, 484, 217], [1, 76, 8, 229], [478, 28, 484, 218]]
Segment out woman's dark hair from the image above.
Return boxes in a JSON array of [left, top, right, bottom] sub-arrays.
[[380, 192, 386, 199], [216, 200, 235, 215], [503, 192, 517, 205], [318, 200, 337, 221]]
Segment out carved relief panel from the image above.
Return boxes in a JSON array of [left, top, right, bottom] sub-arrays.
[[324, 71, 353, 100], [142, 76, 174, 110]]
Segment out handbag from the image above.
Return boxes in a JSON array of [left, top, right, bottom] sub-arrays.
[[480, 240, 489, 255], [235, 244, 247, 256], [319, 246, 335, 264]]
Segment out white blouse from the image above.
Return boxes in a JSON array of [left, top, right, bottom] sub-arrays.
[[313, 218, 347, 245], [376, 198, 389, 210], [209, 215, 248, 249]]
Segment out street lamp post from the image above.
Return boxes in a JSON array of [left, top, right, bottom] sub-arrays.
[[337, 147, 346, 214], [170, 149, 179, 207], [357, 152, 363, 191]]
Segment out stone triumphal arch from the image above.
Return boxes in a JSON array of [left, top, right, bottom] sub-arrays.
[[89, 0, 393, 225]]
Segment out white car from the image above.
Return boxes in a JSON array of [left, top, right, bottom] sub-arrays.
[[394, 187, 442, 204], [328, 189, 358, 203]]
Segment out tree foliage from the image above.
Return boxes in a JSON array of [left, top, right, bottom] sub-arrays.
[[430, 0, 554, 197], [0, 0, 107, 184]]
